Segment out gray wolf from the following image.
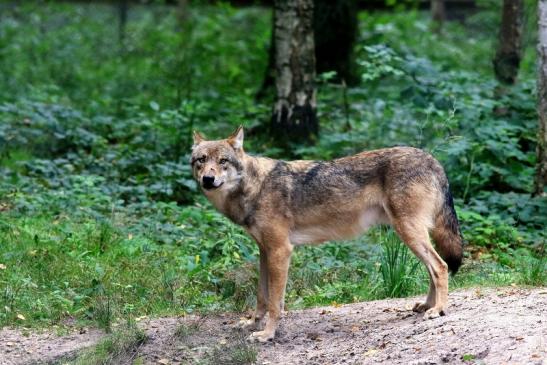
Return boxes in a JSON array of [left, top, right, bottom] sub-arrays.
[[191, 126, 463, 342]]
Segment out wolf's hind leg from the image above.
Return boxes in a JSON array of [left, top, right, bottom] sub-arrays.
[[393, 220, 448, 319], [413, 279, 436, 313]]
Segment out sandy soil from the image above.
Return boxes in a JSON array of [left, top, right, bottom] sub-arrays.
[[1, 287, 546, 365]]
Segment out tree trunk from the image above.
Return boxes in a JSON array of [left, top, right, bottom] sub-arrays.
[[431, 0, 446, 33], [258, 0, 358, 100], [271, 0, 318, 145], [535, 0, 547, 196], [118, 0, 128, 45], [314, 0, 358, 85], [493, 0, 524, 84]]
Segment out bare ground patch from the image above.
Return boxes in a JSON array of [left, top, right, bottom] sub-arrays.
[[1, 287, 546, 364]]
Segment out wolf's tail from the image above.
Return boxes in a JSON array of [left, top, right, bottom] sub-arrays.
[[431, 185, 464, 274]]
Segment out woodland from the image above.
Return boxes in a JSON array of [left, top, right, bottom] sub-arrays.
[[0, 0, 546, 363]]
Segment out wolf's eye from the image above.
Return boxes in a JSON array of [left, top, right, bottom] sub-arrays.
[[197, 156, 206, 163], [219, 158, 228, 165]]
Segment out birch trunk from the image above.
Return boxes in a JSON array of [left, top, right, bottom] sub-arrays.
[[271, 0, 318, 144], [535, 1, 547, 195], [493, 0, 524, 84]]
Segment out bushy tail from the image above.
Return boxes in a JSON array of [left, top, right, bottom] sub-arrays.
[[432, 186, 464, 274]]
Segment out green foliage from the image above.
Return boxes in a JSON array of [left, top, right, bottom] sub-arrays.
[[376, 229, 422, 298], [68, 322, 147, 365], [208, 333, 258, 365], [515, 248, 547, 286]]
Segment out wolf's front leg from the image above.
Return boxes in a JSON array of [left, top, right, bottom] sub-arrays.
[[249, 237, 292, 342], [241, 248, 268, 330]]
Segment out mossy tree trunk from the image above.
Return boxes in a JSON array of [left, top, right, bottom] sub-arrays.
[[271, 0, 318, 145], [535, 0, 547, 195], [493, 0, 524, 84]]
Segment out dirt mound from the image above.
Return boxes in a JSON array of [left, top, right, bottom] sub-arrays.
[[1, 287, 546, 364]]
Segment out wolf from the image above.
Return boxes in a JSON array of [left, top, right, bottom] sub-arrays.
[[190, 126, 463, 342]]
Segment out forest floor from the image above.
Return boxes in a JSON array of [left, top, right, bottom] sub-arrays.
[[1, 287, 546, 365]]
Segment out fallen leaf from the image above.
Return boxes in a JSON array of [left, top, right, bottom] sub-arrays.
[[364, 348, 378, 356]]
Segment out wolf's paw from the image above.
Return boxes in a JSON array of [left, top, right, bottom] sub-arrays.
[[248, 330, 274, 343], [423, 307, 445, 320], [412, 302, 432, 313]]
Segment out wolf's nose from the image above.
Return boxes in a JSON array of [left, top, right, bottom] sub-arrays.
[[202, 175, 215, 189]]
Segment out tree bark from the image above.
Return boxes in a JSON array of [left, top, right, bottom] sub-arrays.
[[493, 0, 524, 85], [271, 0, 318, 145], [431, 0, 446, 33], [314, 0, 358, 85], [535, 1, 547, 196], [258, 0, 358, 100]]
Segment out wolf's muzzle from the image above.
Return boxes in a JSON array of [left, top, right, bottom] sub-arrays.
[[202, 175, 217, 190]]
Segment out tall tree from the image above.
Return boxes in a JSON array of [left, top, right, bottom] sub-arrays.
[[431, 0, 446, 33], [271, 0, 318, 144], [493, 0, 524, 84], [535, 0, 547, 196]]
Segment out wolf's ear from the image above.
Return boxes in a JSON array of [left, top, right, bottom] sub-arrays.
[[228, 125, 244, 150], [193, 130, 205, 148]]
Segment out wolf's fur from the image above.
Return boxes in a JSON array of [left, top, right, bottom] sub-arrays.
[[191, 126, 463, 342]]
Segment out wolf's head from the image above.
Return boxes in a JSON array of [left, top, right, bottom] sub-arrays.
[[190, 126, 245, 193]]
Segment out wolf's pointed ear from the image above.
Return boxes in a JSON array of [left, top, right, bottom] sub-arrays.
[[228, 125, 244, 150], [193, 130, 205, 148]]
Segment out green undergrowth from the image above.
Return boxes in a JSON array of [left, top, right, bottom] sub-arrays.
[[63, 322, 147, 365], [1, 209, 544, 329]]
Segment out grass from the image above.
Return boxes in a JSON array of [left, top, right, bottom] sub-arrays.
[[376, 229, 422, 298], [207, 333, 258, 365], [174, 319, 203, 340], [65, 324, 147, 365], [1, 208, 544, 331]]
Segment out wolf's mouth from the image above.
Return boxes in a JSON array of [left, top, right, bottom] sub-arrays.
[[203, 182, 224, 190]]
